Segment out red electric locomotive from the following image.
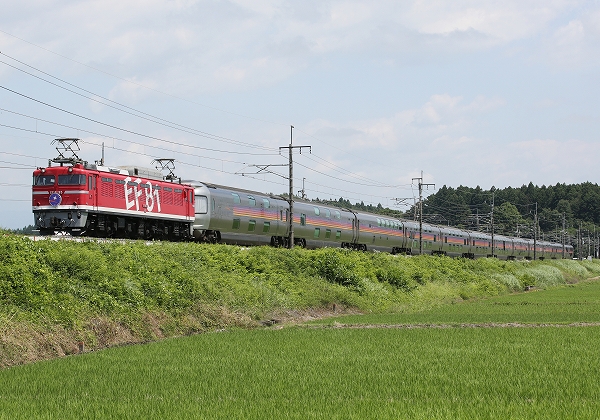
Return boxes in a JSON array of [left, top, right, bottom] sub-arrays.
[[32, 139, 194, 239]]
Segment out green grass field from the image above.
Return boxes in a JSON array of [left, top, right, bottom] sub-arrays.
[[312, 278, 600, 325], [1, 280, 599, 419]]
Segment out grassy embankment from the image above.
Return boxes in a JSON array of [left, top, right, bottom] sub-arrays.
[[2, 231, 600, 367]]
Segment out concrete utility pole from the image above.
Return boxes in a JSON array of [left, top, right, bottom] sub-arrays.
[[578, 224, 582, 260], [562, 212, 566, 259], [533, 202, 538, 260], [412, 171, 435, 255], [279, 126, 311, 249], [490, 192, 495, 257]]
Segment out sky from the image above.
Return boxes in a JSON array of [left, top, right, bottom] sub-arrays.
[[1, 0, 599, 229]]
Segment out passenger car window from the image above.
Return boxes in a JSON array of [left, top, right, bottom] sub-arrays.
[[195, 196, 208, 214]]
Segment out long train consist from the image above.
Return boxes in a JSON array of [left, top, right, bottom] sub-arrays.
[[32, 142, 573, 260]]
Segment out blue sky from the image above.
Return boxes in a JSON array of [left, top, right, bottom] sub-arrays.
[[1, 0, 599, 229]]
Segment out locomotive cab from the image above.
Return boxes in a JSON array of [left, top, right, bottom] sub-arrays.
[[32, 163, 94, 235]]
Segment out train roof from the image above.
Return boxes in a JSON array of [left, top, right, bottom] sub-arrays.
[[183, 180, 287, 200]]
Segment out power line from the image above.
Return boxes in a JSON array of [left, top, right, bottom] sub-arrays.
[[0, 92, 278, 158], [0, 122, 254, 175], [0, 182, 30, 187], [0, 58, 411, 197], [294, 159, 402, 188], [0, 110, 272, 165], [0, 121, 408, 207], [303, 153, 413, 189], [293, 126, 401, 174], [0, 150, 46, 160], [0, 53, 276, 152], [0, 159, 35, 168], [0, 33, 287, 127]]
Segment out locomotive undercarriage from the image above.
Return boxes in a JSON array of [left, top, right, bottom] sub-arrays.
[[77, 213, 190, 240], [341, 242, 367, 251]]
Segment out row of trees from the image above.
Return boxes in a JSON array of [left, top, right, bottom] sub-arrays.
[[418, 182, 600, 236]]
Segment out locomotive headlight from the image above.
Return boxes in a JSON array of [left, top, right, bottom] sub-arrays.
[[77, 211, 81, 219], [68, 167, 73, 173]]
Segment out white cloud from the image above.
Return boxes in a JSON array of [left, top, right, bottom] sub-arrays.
[[2, 0, 593, 98], [306, 94, 504, 156], [403, 1, 571, 41]]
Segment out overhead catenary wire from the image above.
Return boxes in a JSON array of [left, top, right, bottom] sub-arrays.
[[0, 150, 45, 160], [0, 115, 260, 167], [0, 122, 258, 175], [0, 41, 431, 211], [294, 159, 404, 189], [0, 159, 35, 168], [0, 52, 421, 194], [302, 153, 413, 189], [1, 118, 392, 206], [0, 90, 279, 158], [0, 113, 415, 206], [293, 126, 402, 176]]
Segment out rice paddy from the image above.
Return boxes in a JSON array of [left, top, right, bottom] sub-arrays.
[[1, 279, 599, 419]]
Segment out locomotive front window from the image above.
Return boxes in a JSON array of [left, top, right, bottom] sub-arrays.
[[34, 175, 55, 186], [58, 174, 86, 185], [195, 196, 208, 214]]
